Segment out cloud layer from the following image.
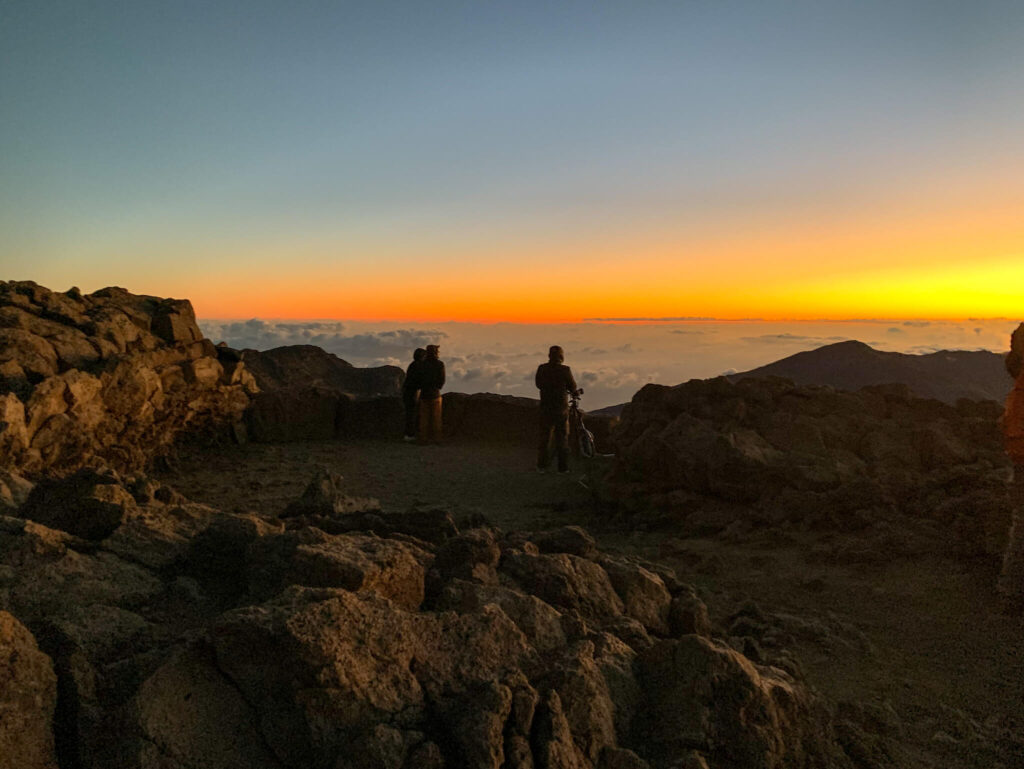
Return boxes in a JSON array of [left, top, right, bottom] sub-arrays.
[[200, 318, 1017, 410]]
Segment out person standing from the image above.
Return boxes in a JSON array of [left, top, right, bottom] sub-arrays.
[[417, 344, 445, 444], [402, 348, 426, 442], [535, 345, 579, 473], [999, 322, 1024, 610]]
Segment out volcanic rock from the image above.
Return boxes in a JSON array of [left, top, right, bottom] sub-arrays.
[[637, 634, 850, 768], [0, 469, 870, 768], [0, 281, 256, 476], [20, 468, 138, 541], [281, 468, 382, 518], [0, 611, 58, 769], [608, 376, 1012, 555]]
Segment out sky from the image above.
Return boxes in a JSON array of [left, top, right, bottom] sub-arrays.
[[2, 1, 1023, 323]]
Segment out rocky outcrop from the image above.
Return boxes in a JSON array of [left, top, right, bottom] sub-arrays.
[[0, 611, 59, 769], [239, 344, 403, 395], [0, 471, 866, 769], [607, 377, 1012, 556], [0, 281, 257, 476], [238, 345, 405, 442]]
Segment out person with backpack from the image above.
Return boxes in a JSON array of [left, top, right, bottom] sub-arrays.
[[417, 344, 445, 444], [535, 345, 580, 473], [402, 348, 426, 442]]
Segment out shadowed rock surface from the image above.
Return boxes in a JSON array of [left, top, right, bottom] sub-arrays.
[[0, 471, 873, 769], [0, 611, 59, 769], [606, 377, 1012, 560]]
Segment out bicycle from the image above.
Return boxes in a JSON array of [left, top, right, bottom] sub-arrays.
[[568, 389, 596, 459]]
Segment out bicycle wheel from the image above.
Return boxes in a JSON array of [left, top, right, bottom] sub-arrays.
[[579, 427, 595, 458]]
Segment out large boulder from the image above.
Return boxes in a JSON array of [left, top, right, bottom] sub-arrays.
[[608, 376, 1011, 552], [281, 469, 381, 519], [19, 468, 138, 541], [501, 551, 625, 623], [246, 528, 431, 609], [636, 635, 851, 768], [209, 586, 535, 768], [129, 645, 280, 769]]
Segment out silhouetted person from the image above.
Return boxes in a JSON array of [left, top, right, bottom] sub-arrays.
[[536, 345, 579, 473], [1000, 323, 1024, 610], [417, 344, 445, 444], [402, 348, 426, 442]]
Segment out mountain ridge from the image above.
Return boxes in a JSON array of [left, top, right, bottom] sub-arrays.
[[728, 339, 1010, 404], [589, 340, 1011, 416]]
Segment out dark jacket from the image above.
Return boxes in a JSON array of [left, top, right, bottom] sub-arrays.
[[535, 362, 577, 411], [402, 360, 423, 395], [419, 358, 446, 400]]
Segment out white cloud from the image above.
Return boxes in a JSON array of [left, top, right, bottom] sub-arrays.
[[198, 317, 1017, 409], [202, 320, 447, 362]]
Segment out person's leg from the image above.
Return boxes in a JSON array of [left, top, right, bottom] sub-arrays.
[[431, 398, 443, 444], [537, 410, 553, 469], [403, 393, 418, 438], [998, 464, 1024, 605], [417, 399, 430, 444], [554, 412, 569, 472]]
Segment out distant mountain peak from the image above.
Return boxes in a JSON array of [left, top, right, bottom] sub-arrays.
[[729, 340, 1009, 404]]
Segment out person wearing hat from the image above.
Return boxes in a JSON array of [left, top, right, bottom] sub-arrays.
[[535, 345, 580, 473], [1000, 322, 1024, 610], [417, 344, 445, 444]]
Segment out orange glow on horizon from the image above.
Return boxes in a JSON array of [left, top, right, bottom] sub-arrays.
[[109, 192, 1023, 324]]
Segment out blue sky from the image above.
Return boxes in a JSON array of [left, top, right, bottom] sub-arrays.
[[2, 1, 1023, 321]]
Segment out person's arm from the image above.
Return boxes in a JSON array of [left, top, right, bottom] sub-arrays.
[[438, 361, 446, 390], [566, 367, 578, 396], [535, 365, 543, 390]]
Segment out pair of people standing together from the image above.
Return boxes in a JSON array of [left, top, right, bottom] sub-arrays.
[[402, 345, 445, 444], [401, 344, 582, 473]]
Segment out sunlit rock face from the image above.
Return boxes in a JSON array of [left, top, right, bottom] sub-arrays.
[[0, 281, 257, 476]]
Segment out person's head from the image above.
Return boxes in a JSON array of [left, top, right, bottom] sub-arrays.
[[426, 344, 440, 359], [413, 348, 426, 362], [548, 345, 564, 363]]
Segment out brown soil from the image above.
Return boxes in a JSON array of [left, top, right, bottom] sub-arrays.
[[161, 437, 1024, 769]]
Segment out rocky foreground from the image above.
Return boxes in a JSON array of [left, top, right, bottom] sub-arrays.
[[1, 282, 1018, 768], [1, 467, 881, 769]]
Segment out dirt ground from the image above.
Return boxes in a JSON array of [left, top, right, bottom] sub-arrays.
[[159, 436, 1024, 769]]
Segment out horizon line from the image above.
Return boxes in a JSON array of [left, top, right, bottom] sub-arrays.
[[199, 315, 1018, 325]]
